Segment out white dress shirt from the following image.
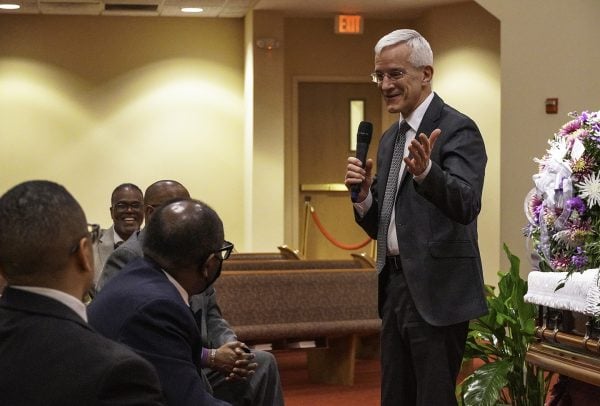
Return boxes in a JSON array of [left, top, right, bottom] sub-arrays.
[[355, 91, 435, 255]]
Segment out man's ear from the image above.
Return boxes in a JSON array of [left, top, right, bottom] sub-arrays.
[[422, 65, 433, 84], [145, 205, 154, 220], [75, 237, 94, 276], [200, 254, 216, 280]]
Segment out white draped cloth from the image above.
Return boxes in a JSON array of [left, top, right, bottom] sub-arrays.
[[525, 269, 600, 316]]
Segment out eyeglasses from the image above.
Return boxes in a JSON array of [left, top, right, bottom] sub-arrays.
[[113, 202, 143, 211], [214, 240, 234, 261], [370, 70, 408, 84], [69, 223, 100, 254], [88, 223, 100, 244]]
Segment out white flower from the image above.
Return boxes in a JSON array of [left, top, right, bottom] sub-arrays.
[[548, 137, 568, 162], [577, 172, 600, 208]]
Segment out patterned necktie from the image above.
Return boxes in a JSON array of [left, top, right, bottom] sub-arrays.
[[376, 121, 411, 273], [113, 241, 123, 250]]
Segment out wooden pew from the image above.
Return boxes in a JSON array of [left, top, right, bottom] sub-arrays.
[[223, 256, 373, 271], [214, 267, 380, 386], [229, 245, 302, 261]]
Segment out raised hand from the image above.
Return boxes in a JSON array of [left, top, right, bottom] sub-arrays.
[[404, 129, 441, 176]]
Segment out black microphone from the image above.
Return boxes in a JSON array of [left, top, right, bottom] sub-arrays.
[[351, 121, 373, 203]]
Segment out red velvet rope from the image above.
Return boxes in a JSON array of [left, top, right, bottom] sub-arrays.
[[309, 207, 372, 250]]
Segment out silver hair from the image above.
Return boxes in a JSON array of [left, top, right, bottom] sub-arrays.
[[374, 29, 433, 68]]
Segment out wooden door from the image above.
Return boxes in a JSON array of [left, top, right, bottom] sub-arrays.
[[298, 82, 383, 259]]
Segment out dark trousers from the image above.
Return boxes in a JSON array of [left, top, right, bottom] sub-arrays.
[[380, 265, 468, 406]]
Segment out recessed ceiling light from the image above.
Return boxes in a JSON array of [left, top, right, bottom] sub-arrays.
[[181, 7, 203, 13], [0, 3, 20, 9]]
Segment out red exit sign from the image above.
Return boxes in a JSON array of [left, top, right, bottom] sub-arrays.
[[335, 15, 363, 34]]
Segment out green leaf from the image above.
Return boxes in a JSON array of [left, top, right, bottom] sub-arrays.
[[462, 360, 512, 406], [459, 244, 551, 405]]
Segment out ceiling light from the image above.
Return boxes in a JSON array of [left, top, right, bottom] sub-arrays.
[[0, 3, 20, 9], [181, 7, 203, 13]]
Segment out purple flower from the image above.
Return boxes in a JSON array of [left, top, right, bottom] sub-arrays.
[[551, 256, 570, 271], [580, 111, 590, 123], [571, 247, 588, 269], [566, 196, 586, 215], [559, 118, 581, 136]]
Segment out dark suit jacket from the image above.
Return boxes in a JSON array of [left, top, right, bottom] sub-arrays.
[[88, 257, 230, 406], [98, 229, 237, 348], [357, 93, 488, 326], [0, 287, 164, 406]]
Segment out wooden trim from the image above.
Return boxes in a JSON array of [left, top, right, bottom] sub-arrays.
[[526, 342, 600, 386]]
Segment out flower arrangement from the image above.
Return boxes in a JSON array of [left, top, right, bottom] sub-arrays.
[[525, 110, 600, 278]]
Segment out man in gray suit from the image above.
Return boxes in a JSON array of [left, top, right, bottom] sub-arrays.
[[98, 179, 284, 406], [0, 180, 164, 406], [92, 183, 144, 287], [345, 29, 487, 405]]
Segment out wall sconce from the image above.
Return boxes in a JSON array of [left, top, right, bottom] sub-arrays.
[[256, 38, 280, 51]]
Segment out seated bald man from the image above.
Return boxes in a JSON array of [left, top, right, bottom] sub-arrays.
[[89, 199, 247, 406], [0, 180, 164, 406]]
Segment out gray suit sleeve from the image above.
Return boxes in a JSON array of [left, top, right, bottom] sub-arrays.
[[97, 247, 139, 291], [205, 288, 237, 347], [189, 288, 237, 348]]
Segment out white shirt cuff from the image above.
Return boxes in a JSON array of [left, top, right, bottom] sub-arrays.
[[413, 160, 432, 183], [353, 191, 373, 218]]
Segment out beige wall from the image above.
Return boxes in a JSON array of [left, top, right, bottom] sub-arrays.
[[418, 3, 501, 285], [0, 3, 507, 287], [476, 0, 600, 275], [0, 15, 247, 246]]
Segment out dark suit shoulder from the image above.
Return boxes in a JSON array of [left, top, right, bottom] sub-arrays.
[[0, 305, 164, 405]]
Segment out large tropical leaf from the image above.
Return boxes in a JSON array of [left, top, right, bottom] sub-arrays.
[[463, 360, 512, 406]]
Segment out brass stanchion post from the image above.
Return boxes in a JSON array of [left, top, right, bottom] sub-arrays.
[[301, 196, 312, 258]]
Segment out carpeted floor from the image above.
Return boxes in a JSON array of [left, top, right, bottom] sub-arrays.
[[277, 350, 380, 406]]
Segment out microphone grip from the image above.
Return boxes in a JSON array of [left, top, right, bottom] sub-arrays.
[[351, 143, 369, 203], [351, 121, 373, 203]]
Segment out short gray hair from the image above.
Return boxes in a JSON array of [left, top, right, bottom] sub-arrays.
[[374, 29, 433, 68]]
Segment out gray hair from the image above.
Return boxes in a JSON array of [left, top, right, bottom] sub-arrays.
[[374, 29, 433, 68]]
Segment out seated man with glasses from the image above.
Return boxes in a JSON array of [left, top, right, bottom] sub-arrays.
[[0, 180, 164, 405], [88, 199, 250, 406], [92, 183, 144, 289]]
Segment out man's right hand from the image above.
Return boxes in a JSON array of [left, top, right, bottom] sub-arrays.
[[345, 157, 373, 203]]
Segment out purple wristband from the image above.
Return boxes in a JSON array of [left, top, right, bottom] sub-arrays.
[[200, 347, 210, 367]]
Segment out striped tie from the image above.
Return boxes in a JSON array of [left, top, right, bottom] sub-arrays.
[[375, 121, 411, 273]]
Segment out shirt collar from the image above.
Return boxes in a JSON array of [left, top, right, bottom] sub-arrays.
[[400, 91, 435, 132], [10, 285, 88, 322], [112, 227, 124, 245], [162, 270, 189, 306]]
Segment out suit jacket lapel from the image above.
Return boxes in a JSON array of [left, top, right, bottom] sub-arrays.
[[415, 93, 444, 142], [98, 226, 116, 264], [397, 93, 445, 189]]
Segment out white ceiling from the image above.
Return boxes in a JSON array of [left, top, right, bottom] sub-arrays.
[[1, 0, 467, 19]]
